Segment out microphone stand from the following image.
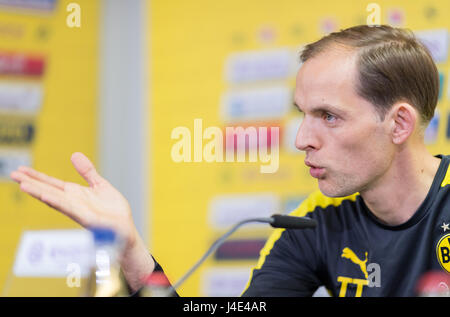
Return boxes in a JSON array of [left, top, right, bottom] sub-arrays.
[[161, 215, 317, 296], [165, 217, 273, 296]]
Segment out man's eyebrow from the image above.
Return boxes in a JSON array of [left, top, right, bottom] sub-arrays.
[[293, 101, 346, 116]]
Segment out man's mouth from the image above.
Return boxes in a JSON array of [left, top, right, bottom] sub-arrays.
[[305, 160, 325, 178]]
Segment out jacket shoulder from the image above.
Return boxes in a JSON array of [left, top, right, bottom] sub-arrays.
[[290, 190, 359, 217]]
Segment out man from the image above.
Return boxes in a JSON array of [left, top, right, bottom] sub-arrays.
[[10, 25, 450, 297], [242, 24, 447, 297]]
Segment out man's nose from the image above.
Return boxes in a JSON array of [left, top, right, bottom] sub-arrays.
[[295, 117, 319, 151]]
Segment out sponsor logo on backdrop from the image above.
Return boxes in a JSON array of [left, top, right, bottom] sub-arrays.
[[0, 150, 31, 180], [13, 229, 93, 278], [0, 116, 35, 146], [0, 83, 43, 113], [0, 52, 46, 76], [257, 25, 277, 45], [415, 29, 449, 63], [0, 0, 56, 12], [319, 17, 338, 34], [220, 85, 292, 123], [214, 239, 266, 260], [387, 8, 405, 27], [201, 267, 253, 297], [208, 193, 280, 229], [224, 48, 297, 83], [424, 6, 438, 21]]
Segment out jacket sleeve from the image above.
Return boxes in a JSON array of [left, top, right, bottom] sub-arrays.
[[128, 256, 180, 297]]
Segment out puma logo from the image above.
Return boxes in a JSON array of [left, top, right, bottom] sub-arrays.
[[341, 247, 368, 279]]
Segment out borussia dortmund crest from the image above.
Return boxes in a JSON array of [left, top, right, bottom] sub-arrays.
[[436, 233, 450, 273]]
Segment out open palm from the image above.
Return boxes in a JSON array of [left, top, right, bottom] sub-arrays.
[[10, 152, 136, 247]]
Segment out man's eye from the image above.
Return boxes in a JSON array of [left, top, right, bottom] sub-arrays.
[[324, 113, 337, 122]]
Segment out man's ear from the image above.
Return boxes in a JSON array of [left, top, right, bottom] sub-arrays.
[[388, 102, 417, 145]]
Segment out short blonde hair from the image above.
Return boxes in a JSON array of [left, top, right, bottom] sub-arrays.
[[301, 25, 439, 124]]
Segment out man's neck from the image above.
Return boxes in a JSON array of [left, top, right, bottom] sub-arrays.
[[360, 147, 441, 226]]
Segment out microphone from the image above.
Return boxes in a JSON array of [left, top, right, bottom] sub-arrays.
[[162, 214, 317, 296], [270, 214, 317, 229]]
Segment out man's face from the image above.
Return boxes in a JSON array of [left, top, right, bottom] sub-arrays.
[[294, 47, 395, 197]]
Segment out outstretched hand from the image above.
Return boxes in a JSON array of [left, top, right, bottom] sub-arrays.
[[10, 152, 156, 291], [10, 152, 137, 248]]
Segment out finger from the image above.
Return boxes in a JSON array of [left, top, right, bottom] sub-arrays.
[[70, 152, 104, 187], [10, 170, 25, 184], [19, 177, 80, 222], [17, 166, 66, 191], [10, 170, 36, 185], [18, 174, 64, 202]]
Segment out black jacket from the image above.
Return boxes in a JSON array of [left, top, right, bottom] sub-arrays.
[[242, 155, 450, 297]]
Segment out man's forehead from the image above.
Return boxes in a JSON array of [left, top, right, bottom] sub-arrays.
[[294, 48, 358, 110], [296, 48, 357, 86]]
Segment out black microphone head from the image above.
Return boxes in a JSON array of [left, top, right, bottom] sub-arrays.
[[270, 214, 317, 229]]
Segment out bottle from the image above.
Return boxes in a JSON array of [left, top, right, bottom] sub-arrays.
[[84, 227, 128, 297], [140, 271, 173, 297]]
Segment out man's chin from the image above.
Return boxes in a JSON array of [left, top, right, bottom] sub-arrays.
[[318, 181, 357, 198]]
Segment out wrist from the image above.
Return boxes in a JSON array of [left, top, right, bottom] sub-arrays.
[[119, 229, 155, 292]]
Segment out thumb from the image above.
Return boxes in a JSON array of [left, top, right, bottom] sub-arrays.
[[70, 152, 104, 187]]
